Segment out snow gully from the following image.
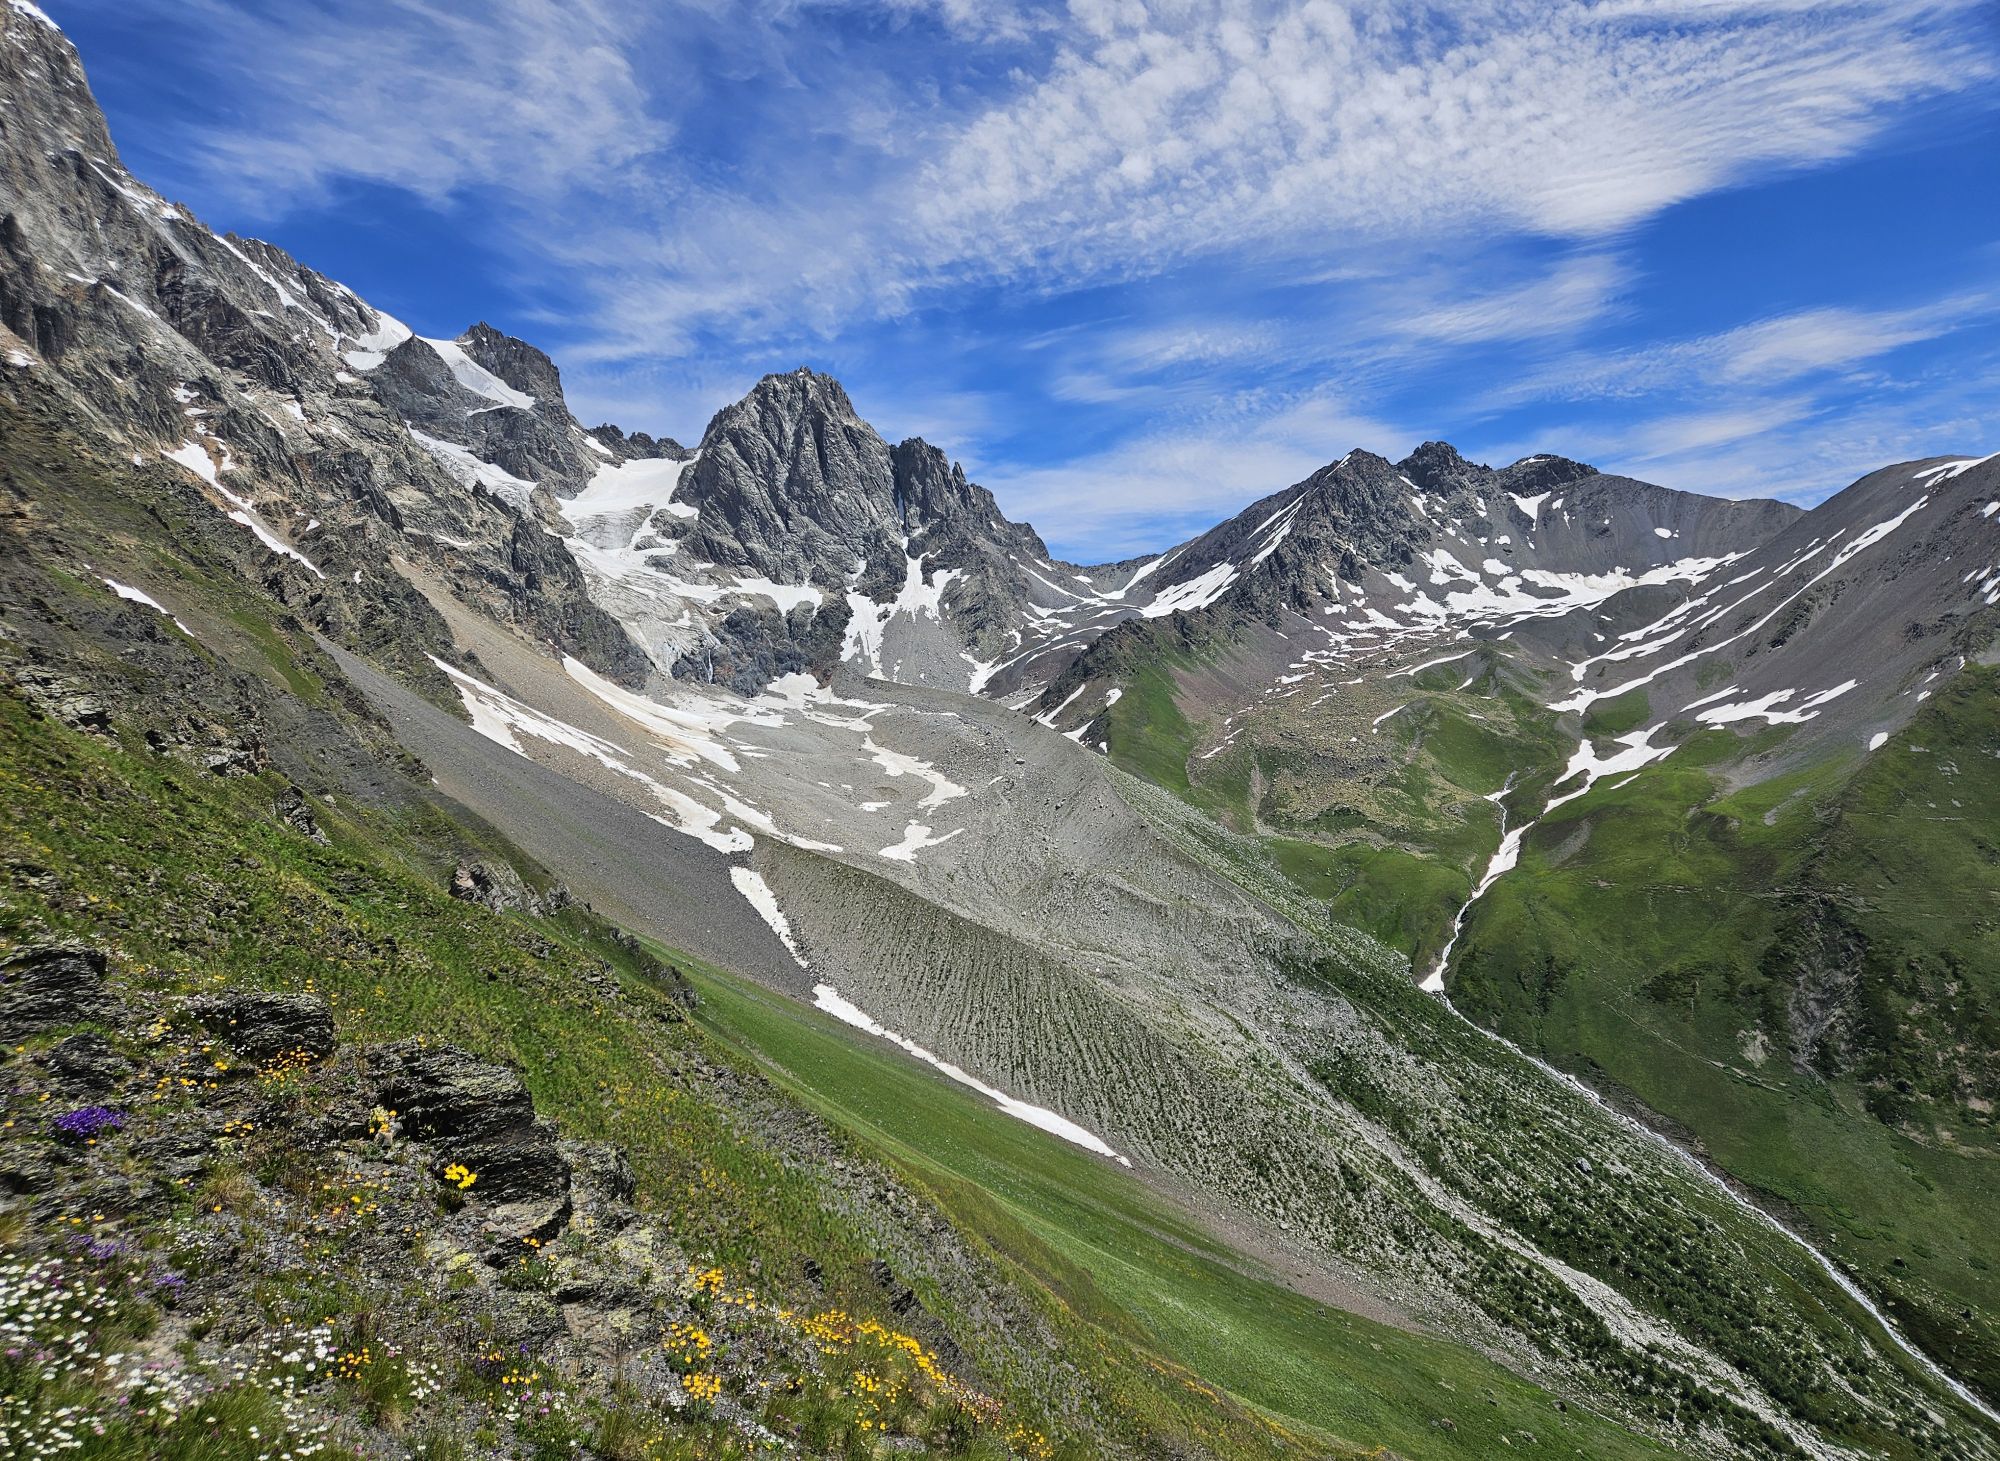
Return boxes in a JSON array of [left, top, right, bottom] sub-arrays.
[[1423, 789, 2000, 1429]]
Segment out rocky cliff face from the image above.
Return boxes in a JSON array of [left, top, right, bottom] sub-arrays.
[[0, 5, 646, 688], [550, 366, 1096, 694]]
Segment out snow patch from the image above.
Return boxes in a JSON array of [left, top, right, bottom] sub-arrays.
[[228, 511, 320, 576], [408, 429, 536, 510], [163, 440, 223, 488], [1510, 492, 1551, 524], [419, 336, 535, 410], [842, 552, 964, 674], [339, 310, 412, 371], [566, 453, 699, 524], [100, 578, 194, 637], [562, 656, 753, 773], [1913, 451, 1998, 485], [1694, 679, 1858, 727], [439, 656, 751, 853], [730, 867, 808, 968], [880, 823, 965, 862], [1141, 561, 1237, 618], [810, 984, 1131, 1164], [863, 733, 966, 810]]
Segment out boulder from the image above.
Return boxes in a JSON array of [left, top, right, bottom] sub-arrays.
[[273, 783, 329, 844], [45, 1032, 131, 1092], [0, 945, 121, 1038], [372, 1040, 572, 1256], [186, 991, 336, 1063], [448, 861, 565, 916]]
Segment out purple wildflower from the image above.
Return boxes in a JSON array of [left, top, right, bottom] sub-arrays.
[[51, 1105, 126, 1142]]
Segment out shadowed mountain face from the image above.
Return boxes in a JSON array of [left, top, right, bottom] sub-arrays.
[[5, 6, 2000, 1458]]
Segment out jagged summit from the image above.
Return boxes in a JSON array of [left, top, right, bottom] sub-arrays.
[[1497, 452, 1598, 490], [457, 321, 567, 405], [702, 365, 864, 439]]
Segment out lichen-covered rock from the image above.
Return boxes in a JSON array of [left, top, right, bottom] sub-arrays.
[[272, 782, 328, 843], [0, 945, 121, 1037], [560, 1136, 637, 1229], [44, 1032, 132, 1092], [372, 1039, 572, 1256], [186, 991, 337, 1062], [10, 667, 113, 735], [447, 860, 567, 916]]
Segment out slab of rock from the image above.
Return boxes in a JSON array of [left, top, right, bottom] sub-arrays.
[[0, 945, 121, 1038], [45, 1032, 131, 1092], [187, 991, 337, 1063], [372, 1040, 572, 1257]]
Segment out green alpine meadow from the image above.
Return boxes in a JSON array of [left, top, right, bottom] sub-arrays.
[[2, 3, 1996, 1458]]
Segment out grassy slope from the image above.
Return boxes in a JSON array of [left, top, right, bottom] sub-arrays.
[[1104, 647, 1569, 962], [0, 678, 1688, 1460], [0, 689, 1336, 1460], [1086, 642, 2000, 1452], [1451, 671, 2000, 1401], [687, 961, 1679, 1461]]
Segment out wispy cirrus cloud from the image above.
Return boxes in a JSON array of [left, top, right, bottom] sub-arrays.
[[987, 387, 1417, 560], [1715, 300, 1996, 383], [95, 0, 1992, 356], [51, 0, 2000, 557], [1400, 255, 1632, 346], [148, 0, 665, 207], [1487, 291, 2000, 406], [1464, 318, 2000, 506]]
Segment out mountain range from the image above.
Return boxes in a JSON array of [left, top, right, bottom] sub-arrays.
[[3, 6, 1997, 1459]]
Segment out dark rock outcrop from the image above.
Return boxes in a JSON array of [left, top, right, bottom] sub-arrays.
[[448, 860, 568, 916], [187, 991, 338, 1063], [0, 945, 121, 1037], [373, 1039, 572, 1255]]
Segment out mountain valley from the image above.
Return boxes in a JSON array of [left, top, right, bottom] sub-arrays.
[[2, 6, 1998, 1458]]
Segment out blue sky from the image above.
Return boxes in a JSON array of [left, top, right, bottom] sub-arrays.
[[49, 0, 2000, 562]]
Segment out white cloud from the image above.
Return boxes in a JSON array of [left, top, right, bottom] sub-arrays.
[[1482, 290, 2000, 407], [165, 0, 663, 208], [1401, 255, 1629, 345], [131, 0, 1994, 361], [1623, 398, 1817, 458], [906, 0, 1994, 292], [1471, 349, 2000, 506], [985, 388, 1413, 560], [1715, 302, 1990, 383]]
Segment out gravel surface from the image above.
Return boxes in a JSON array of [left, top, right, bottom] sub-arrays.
[[325, 642, 810, 993]]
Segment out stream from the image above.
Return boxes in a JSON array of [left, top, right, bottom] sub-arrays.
[[1425, 776, 2000, 1430]]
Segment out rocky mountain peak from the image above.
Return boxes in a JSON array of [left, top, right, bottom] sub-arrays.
[[890, 437, 1022, 543], [703, 366, 864, 443], [1398, 439, 1486, 496], [1294, 448, 1412, 520], [1, 4, 117, 162], [1498, 452, 1598, 492], [587, 422, 689, 463], [671, 369, 897, 595], [458, 321, 565, 406]]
